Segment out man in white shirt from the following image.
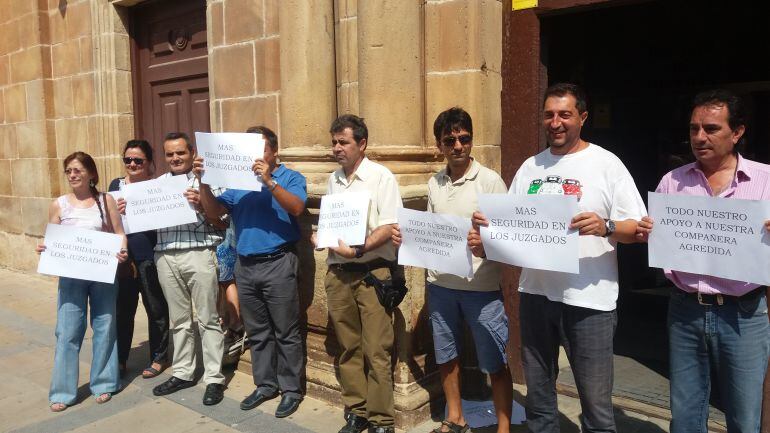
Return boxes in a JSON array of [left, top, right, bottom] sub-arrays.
[[313, 115, 402, 433], [469, 84, 647, 433]]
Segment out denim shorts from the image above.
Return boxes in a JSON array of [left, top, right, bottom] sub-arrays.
[[427, 283, 508, 374]]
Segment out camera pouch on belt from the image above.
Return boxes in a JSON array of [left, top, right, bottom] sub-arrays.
[[363, 262, 408, 310]]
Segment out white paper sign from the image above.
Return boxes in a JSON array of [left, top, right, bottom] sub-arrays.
[[397, 208, 473, 278], [316, 192, 370, 248], [37, 223, 122, 283], [648, 192, 770, 285], [195, 132, 264, 191], [478, 193, 580, 273], [122, 175, 197, 232], [107, 190, 131, 234]]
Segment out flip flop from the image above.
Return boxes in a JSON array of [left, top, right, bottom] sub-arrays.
[[50, 402, 67, 412], [431, 420, 470, 433]]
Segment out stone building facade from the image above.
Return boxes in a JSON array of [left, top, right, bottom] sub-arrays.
[[0, 0, 502, 428]]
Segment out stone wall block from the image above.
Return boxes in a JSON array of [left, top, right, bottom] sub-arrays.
[[114, 34, 130, 71], [115, 70, 133, 114], [255, 37, 280, 93], [86, 117, 101, 156], [425, 0, 480, 72], [224, 0, 264, 44], [209, 1, 223, 47], [336, 0, 357, 19], [336, 82, 359, 115], [10, 47, 43, 84], [211, 44, 255, 98], [26, 79, 46, 121], [17, 120, 47, 158], [12, 0, 35, 17], [0, 124, 18, 159], [18, 12, 41, 48], [221, 95, 278, 133], [264, 0, 279, 36], [4, 84, 27, 123], [21, 197, 51, 236], [0, 159, 12, 195], [358, 1, 422, 146], [65, 0, 91, 39], [11, 158, 51, 197], [79, 37, 93, 72], [55, 117, 88, 157], [52, 76, 73, 117], [72, 73, 95, 116], [48, 157, 63, 197], [480, 0, 502, 72], [278, 0, 336, 148], [116, 115, 134, 151], [0, 20, 21, 56], [0, 56, 9, 86], [334, 16, 357, 85], [51, 39, 80, 78], [48, 9, 66, 44], [0, 197, 23, 234]]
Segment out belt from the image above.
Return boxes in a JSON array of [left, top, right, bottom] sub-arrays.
[[329, 258, 391, 273], [239, 243, 295, 262], [680, 286, 766, 306]]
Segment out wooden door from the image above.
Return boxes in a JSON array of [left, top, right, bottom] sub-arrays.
[[131, 0, 209, 171]]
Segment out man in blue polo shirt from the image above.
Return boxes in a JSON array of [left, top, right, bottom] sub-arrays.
[[195, 126, 307, 418]]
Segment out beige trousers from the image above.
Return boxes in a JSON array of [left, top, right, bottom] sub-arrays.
[[155, 247, 224, 384], [325, 266, 395, 426]]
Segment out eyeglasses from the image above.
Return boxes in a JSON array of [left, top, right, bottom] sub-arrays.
[[441, 135, 472, 147], [64, 168, 85, 175], [123, 157, 145, 165]]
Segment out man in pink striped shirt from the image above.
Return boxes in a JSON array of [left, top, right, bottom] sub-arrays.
[[638, 89, 770, 433]]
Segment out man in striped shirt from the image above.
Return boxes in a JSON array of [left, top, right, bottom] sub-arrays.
[[638, 90, 770, 433], [151, 132, 227, 406]]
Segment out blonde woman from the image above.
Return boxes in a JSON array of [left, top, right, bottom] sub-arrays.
[[37, 151, 128, 412]]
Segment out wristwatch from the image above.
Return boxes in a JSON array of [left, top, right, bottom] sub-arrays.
[[267, 180, 278, 192], [603, 219, 615, 238], [353, 245, 365, 258]]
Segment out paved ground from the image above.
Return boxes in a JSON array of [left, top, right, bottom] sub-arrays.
[[0, 268, 673, 433]]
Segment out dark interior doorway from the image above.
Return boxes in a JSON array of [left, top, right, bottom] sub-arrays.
[[542, 0, 770, 422]]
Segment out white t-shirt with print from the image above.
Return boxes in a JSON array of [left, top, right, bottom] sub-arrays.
[[509, 143, 646, 311]]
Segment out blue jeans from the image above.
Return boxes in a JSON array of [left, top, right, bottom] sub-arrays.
[[520, 293, 617, 433], [669, 289, 769, 433], [427, 284, 508, 374], [49, 277, 120, 405]]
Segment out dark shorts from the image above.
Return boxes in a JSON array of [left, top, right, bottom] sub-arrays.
[[427, 283, 508, 374]]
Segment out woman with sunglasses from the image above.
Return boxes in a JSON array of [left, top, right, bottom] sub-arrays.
[[108, 140, 170, 379], [36, 151, 128, 412]]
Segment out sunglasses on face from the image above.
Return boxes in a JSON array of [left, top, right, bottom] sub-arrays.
[[441, 135, 472, 147], [64, 168, 85, 175], [123, 157, 145, 165]]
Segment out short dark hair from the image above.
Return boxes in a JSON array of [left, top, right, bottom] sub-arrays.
[[123, 139, 154, 162], [164, 132, 192, 151], [543, 83, 588, 114], [330, 114, 368, 143], [246, 125, 278, 151], [433, 107, 473, 142], [692, 89, 746, 132]]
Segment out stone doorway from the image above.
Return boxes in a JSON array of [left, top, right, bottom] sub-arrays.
[[130, 0, 210, 169]]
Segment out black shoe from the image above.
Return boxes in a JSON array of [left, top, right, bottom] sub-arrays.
[[152, 376, 195, 396], [202, 383, 225, 406], [275, 394, 303, 418], [240, 388, 278, 410], [338, 413, 369, 433], [367, 427, 394, 433]]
